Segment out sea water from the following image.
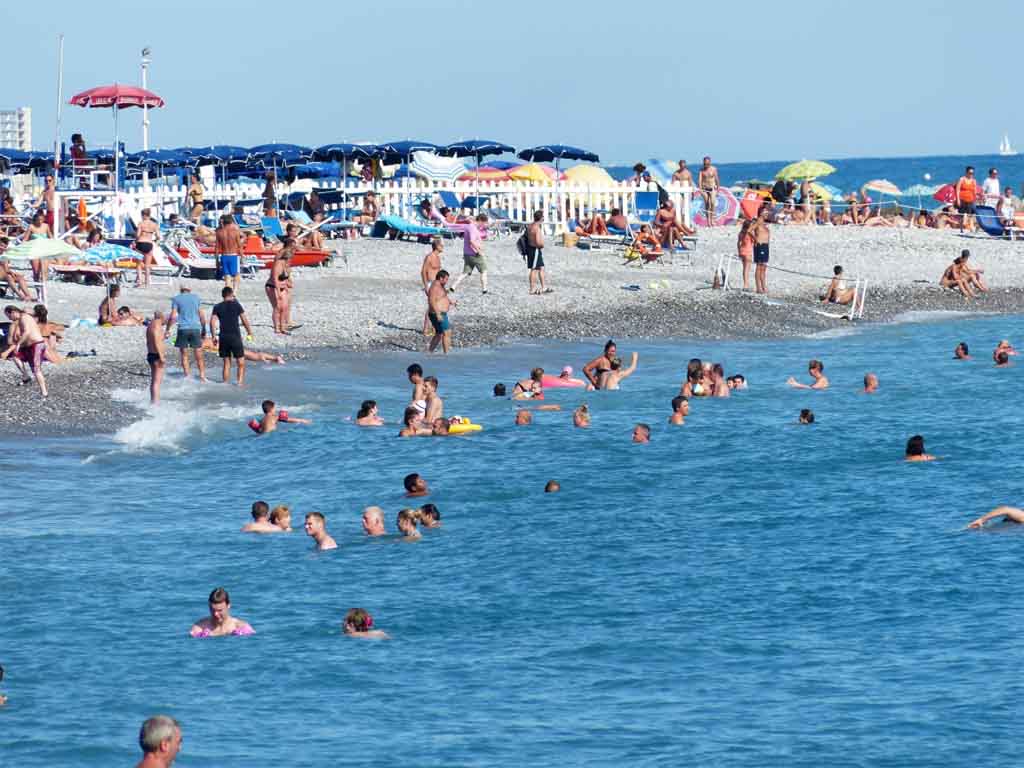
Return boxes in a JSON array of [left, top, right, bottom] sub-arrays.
[[2, 314, 1024, 766]]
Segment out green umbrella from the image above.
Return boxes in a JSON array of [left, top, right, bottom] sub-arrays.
[[6, 239, 81, 260], [775, 159, 836, 181]]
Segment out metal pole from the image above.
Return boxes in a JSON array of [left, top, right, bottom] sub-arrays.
[[54, 35, 64, 175], [141, 47, 151, 190], [113, 105, 119, 194]]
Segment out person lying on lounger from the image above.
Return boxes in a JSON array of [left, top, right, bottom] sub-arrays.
[[623, 225, 662, 263], [575, 215, 609, 236]]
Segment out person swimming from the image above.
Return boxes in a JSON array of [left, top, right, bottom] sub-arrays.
[[356, 400, 384, 426], [396, 508, 421, 540], [954, 342, 971, 360], [905, 434, 936, 462], [787, 359, 829, 390], [189, 587, 254, 638], [342, 608, 390, 639], [968, 506, 1024, 529], [418, 503, 441, 528]]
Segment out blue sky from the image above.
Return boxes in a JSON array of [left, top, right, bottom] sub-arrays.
[[4, 0, 1020, 163]]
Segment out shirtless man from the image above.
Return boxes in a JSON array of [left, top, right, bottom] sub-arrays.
[[606, 208, 628, 231], [253, 399, 311, 434], [398, 405, 431, 437], [304, 512, 337, 551], [403, 473, 430, 498], [599, 351, 639, 390], [671, 159, 693, 187], [146, 311, 166, 405], [423, 376, 444, 423], [421, 237, 443, 335], [357, 191, 379, 224], [863, 373, 879, 393], [787, 359, 829, 390], [632, 423, 651, 443], [215, 214, 245, 290], [752, 206, 771, 294], [968, 506, 1024, 529], [134, 208, 159, 288], [2, 305, 48, 396], [821, 265, 856, 305], [582, 340, 617, 388], [0, 258, 31, 301], [426, 270, 454, 354], [698, 156, 720, 227], [668, 395, 689, 425], [407, 364, 427, 417], [954, 342, 971, 360], [362, 506, 387, 536], [241, 500, 282, 533]]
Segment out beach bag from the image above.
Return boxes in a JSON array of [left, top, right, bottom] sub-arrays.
[[516, 233, 528, 258]]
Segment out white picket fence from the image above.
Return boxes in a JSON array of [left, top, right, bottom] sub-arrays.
[[99, 177, 695, 232]]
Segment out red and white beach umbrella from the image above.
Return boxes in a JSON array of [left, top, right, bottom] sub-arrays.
[[69, 84, 165, 191]]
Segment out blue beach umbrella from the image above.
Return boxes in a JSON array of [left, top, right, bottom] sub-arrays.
[[377, 140, 440, 166], [248, 143, 313, 167], [312, 144, 381, 216], [77, 242, 140, 264], [439, 140, 515, 206], [518, 145, 600, 225]]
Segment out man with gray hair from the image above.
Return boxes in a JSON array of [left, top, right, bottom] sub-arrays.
[[136, 715, 182, 767], [362, 506, 386, 536]]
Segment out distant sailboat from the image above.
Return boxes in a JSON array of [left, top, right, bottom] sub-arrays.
[[999, 133, 1018, 156]]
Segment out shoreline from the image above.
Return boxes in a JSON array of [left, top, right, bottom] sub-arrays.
[[3, 226, 1023, 437]]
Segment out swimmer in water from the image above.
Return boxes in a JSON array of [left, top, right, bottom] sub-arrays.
[[362, 506, 386, 536], [787, 359, 829, 390], [515, 409, 533, 426], [355, 400, 385, 426], [269, 505, 292, 531], [0, 665, 6, 707], [304, 511, 337, 550], [632, 423, 651, 443], [967, 506, 1024, 529], [512, 367, 544, 400], [407, 363, 427, 417], [418, 503, 441, 528], [573, 403, 590, 428], [995, 350, 1011, 367], [396, 508, 422, 540], [994, 339, 1018, 358], [799, 408, 815, 424], [583, 340, 617, 388], [905, 434, 936, 462], [398, 406, 431, 437], [493, 382, 506, 397], [241, 500, 283, 533], [954, 342, 971, 360], [343, 608, 390, 639], [431, 417, 450, 436], [189, 587, 254, 638], [544, 480, 560, 493], [863, 373, 879, 394], [599, 351, 639, 390], [403, 473, 429, 498], [727, 374, 748, 390], [669, 395, 689, 425], [680, 358, 705, 397], [252, 399, 311, 434]]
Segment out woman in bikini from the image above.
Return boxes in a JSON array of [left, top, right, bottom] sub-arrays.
[[737, 218, 755, 291], [265, 247, 294, 334], [26, 212, 53, 282], [189, 587, 254, 638]]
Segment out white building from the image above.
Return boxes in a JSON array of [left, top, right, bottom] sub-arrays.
[[0, 108, 31, 151]]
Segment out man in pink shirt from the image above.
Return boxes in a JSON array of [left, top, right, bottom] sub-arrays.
[[449, 214, 489, 294]]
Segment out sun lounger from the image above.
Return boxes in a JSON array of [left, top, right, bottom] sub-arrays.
[[371, 215, 443, 241], [0, 277, 47, 305], [975, 205, 1022, 240]]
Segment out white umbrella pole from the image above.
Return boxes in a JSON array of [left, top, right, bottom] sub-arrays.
[[113, 105, 120, 194]]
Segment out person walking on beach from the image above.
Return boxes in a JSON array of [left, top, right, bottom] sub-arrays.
[[134, 208, 159, 288], [187, 175, 205, 222], [955, 166, 978, 232], [449, 214, 489, 294], [167, 286, 207, 382], [698, 156, 720, 227], [146, 311, 167, 405], [526, 210, 550, 294], [210, 286, 254, 385], [427, 270, 454, 354], [215, 215, 244, 291], [1, 305, 48, 397], [752, 206, 771, 294], [421, 237, 443, 335], [135, 715, 182, 768]]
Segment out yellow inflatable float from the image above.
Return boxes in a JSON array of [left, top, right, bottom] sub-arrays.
[[448, 417, 482, 435]]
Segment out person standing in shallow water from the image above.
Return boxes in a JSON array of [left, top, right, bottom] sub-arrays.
[[189, 587, 254, 637], [135, 715, 182, 768], [427, 270, 454, 354]]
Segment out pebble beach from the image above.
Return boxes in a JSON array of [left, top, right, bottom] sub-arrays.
[[4, 225, 1023, 435]]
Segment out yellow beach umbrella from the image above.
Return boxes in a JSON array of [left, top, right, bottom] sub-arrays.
[[809, 182, 833, 202], [775, 159, 836, 181], [509, 162, 556, 184], [564, 164, 613, 186]]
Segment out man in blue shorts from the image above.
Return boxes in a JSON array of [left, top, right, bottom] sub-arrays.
[[215, 215, 244, 291], [210, 286, 254, 385], [166, 285, 207, 381], [426, 270, 454, 354], [752, 206, 771, 295]]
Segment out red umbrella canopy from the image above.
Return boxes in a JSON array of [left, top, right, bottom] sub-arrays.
[[69, 84, 164, 109], [933, 184, 956, 204]]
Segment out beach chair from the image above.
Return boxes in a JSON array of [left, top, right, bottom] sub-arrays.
[[633, 191, 660, 227], [261, 216, 287, 242], [975, 205, 1021, 240], [371, 215, 443, 241]]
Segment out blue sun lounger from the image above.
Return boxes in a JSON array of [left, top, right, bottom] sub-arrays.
[[975, 205, 1021, 240], [372, 215, 443, 240]]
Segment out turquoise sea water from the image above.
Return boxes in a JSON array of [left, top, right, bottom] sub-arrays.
[[3, 313, 1024, 766]]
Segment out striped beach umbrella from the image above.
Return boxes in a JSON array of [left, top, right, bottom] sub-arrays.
[[409, 152, 469, 183]]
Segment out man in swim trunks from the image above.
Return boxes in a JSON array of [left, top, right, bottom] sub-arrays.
[[427, 270, 454, 354], [146, 311, 166, 405], [215, 215, 244, 290], [135, 715, 182, 768], [632, 423, 651, 443], [1, 305, 48, 397], [955, 166, 978, 232], [423, 375, 444, 423], [134, 208, 159, 288], [599, 351, 639, 390], [403, 472, 430, 498], [421, 237, 443, 335], [210, 286, 254, 385], [304, 512, 337, 550], [449, 214, 489, 294], [752, 206, 771, 294], [787, 359, 829, 390], [241, 500, 282, 533], [583, 340, 617, 388], [671, 160, 693, 187], [167, 285, 207, 382], [669, 395, 689, 425], [526, 210, 550, 294], [698, 156, 720, 227], [362, 506, 387, 536]]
